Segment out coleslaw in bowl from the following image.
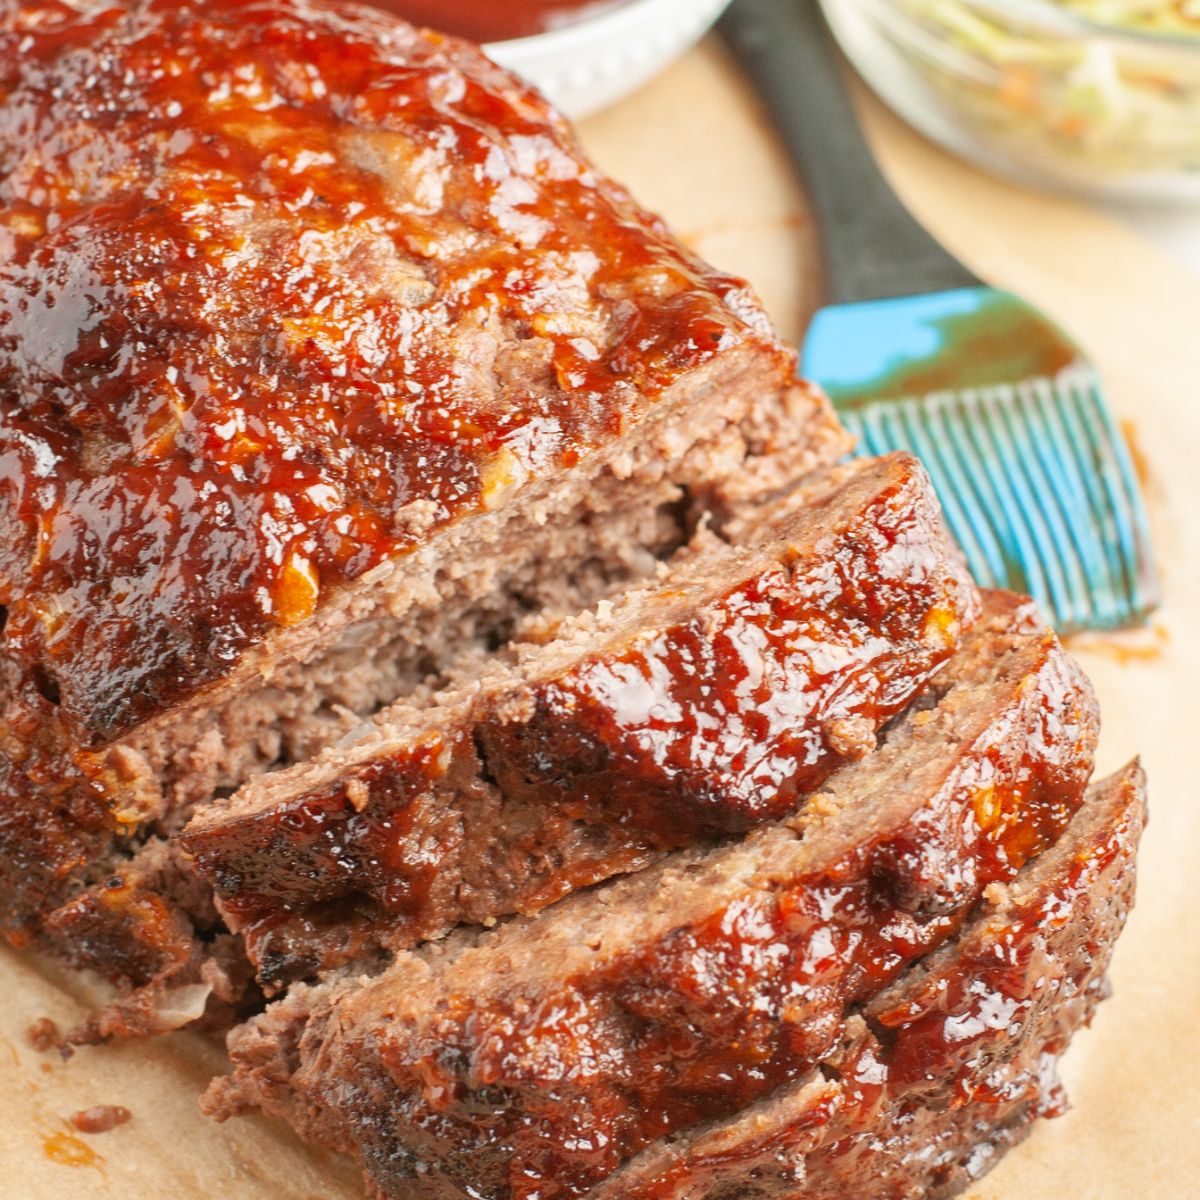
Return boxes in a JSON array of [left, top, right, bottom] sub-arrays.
[[823, 0, 1200, 204]]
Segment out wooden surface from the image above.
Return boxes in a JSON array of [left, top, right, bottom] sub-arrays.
[[2, 38, 1197, 1199]]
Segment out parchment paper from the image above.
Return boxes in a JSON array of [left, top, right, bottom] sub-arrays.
[[2, 39, 1196, 1199]]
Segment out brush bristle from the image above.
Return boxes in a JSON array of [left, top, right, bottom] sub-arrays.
[[838, 366, 1160, 633]]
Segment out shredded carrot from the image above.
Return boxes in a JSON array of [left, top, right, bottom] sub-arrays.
[[997, 66, 1039, 112], [1056, 111, 1090, 138]]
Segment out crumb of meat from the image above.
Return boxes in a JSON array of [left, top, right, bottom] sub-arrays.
[[824, 716, 878, 760], [802, 792, 839, 821], [26, 1017, 62, 1054], [345, 777, 369, 813], [70, 1106, 132, 1134]]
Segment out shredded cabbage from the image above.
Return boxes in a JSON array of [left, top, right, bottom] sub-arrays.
[[890, 0, 1200, 178], [1056, 2, 1200, 37]]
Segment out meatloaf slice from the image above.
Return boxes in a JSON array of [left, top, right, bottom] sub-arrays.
[[206, 590, 1099, 1200], [0, 0, 849, 1011], [181, 453, 979, 987], [590, 761, 1146, 1200]]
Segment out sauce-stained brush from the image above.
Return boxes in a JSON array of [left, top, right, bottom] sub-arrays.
[[721, 0, 1159, 633]]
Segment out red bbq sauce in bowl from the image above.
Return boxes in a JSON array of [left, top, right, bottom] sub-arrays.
[[365, 0, 631, 43]]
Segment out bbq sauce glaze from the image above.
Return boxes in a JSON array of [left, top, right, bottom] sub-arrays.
[[187, 462, 975, 926], [613, 769, 1144, 1200], [323, 625, 1098, 1200], [0, 0, 774, 750]]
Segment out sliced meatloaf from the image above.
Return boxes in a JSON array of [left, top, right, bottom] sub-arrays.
[[206, 590, 1099, 1199], [0, 0, 848, 1020], [181, 453, 980, 987], [590, 761, 1145, 1200]]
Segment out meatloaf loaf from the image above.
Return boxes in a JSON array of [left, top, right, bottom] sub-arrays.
[[181, 452, 979, 988], [0, 1, 1147, 1196], [207, 590, 1100, 1199], [0, 0, 847, 1027], [588, 760, 1145, 1200]]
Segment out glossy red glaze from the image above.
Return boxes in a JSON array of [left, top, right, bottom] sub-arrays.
[[0, 0, 773, 748], [875, 787, 1137, 1097], [363, 754, 1088, 1198], [204, 733, 456, 922], [180, 458, 979, 990], [609, 769, 1145, 1200], [364, 0, 630, 43], [481, 469, 972, 839]]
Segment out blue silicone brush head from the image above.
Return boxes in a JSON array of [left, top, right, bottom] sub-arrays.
[[802, 287, 1160, 633]]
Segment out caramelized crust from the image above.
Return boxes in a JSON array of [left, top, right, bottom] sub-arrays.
[[209, 593, 1100, 1199], [0, 0, 789, 749]]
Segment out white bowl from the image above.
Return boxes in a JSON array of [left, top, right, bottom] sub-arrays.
[[486, 0, 733, 120]]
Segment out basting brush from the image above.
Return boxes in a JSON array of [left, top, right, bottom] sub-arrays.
[[720, 0, 1159, 633]]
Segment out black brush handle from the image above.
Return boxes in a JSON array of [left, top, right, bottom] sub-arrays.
[[719, 0, 979, 304]]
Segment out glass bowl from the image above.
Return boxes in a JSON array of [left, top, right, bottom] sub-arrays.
[[822, 0, 1200, 205]]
